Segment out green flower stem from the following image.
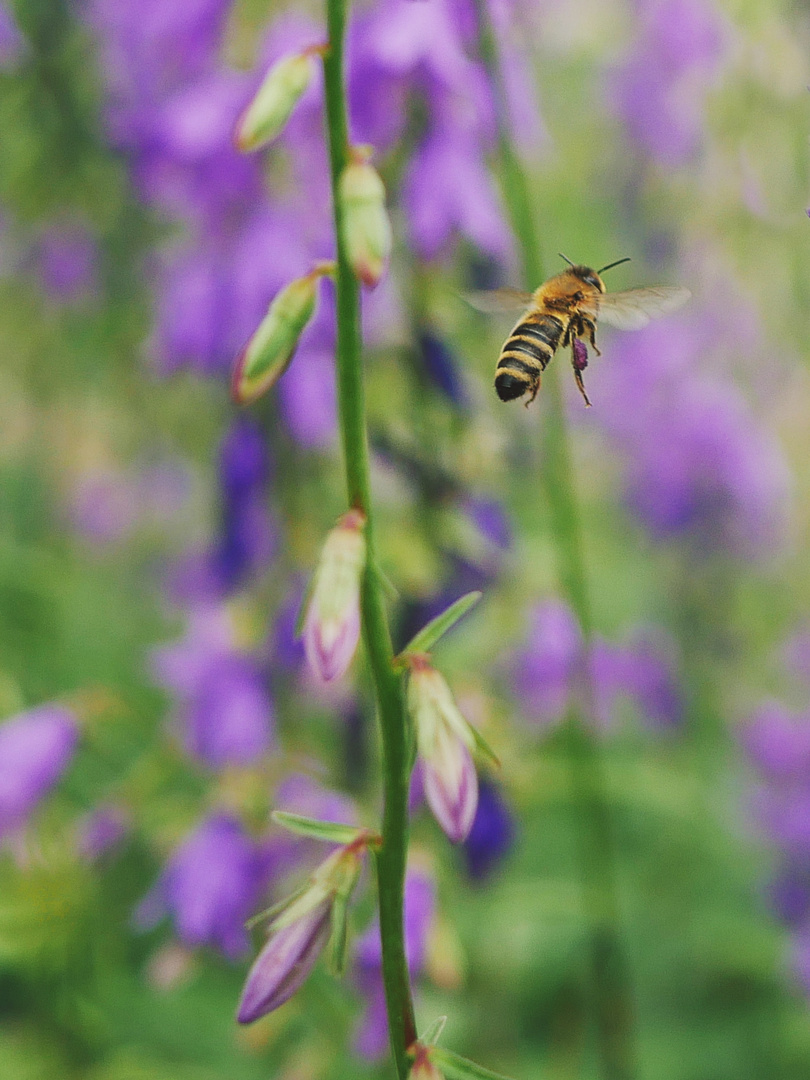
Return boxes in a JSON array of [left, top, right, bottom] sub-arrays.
[[474, 7, 637, 1080], [322, 3, 417, 1077]]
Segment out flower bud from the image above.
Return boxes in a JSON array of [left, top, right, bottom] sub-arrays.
[[235, 49, 319, 153], [339, 149, 392, 288], [302, 509, 366, 682], [237, 835, 368, 1023], [408, 1044, 444, 1080], [232, 265, 331, 406], [407, 657, 478, 844]]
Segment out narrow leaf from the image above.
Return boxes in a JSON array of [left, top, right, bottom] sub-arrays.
[[245, 887, 305, 931], [431, 1048, 516, 1080], [272, 811, 364, 846], [419, 1015, 448, 1046], [374, 561, 400, 602], [400, 591, 482, 657], [294, 574, 317, 638], [328, 893, 349, 976], [468, 724, 501, 769]]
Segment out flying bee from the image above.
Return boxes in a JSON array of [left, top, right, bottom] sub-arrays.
[[468, 255, 690, 407]]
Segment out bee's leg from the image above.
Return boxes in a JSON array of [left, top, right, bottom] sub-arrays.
[[525, 375, 541, 406], [573, 365, 591, 408], [582, 317, 601, 356]]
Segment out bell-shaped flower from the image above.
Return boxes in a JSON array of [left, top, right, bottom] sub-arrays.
[[302, 509, 366, 682], [406, 656, 479, 844], [237, 829, 371, 1023], [338, 147, 393, 288]]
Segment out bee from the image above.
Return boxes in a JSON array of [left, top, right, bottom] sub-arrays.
[[469, 255, 690, 407]]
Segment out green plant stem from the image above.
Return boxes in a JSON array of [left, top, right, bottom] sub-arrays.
[[474, 7, 636, 1080], [322, 3, 416, 1076]]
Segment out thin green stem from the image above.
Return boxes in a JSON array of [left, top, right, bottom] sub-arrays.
[[474, 7, 636, 1080], [322, 3, 416, 1076]]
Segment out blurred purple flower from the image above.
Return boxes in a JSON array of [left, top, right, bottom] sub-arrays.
[[0, 705, 78, 839], [610, 0, 727, 167], [76, 803, 130, 862], [741, 703, 810, 783], [36, 224, 97, 304], [151, 604, 274, 768], [70, 460, 193, 547], [135, 813, 266, 959], [0, 2, 24, 69], [595, 319, 790, 558], [510, 600, 682, 732], [353, 866, 436, 1060], [419, 331, 469, 407], [403, 130, 512, 263], [769, 869, 810, 928], [463, 777, 515, 881], [212, 417, 276, 591]]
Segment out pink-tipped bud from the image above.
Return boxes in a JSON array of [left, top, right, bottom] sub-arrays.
[[407, 657, 478, 844], [237, 835, 368, 1024], [235, 49, 319, 153], [302, 509, 366, 682], [338, 149, 392, 288], [232, 264, 332, 406]]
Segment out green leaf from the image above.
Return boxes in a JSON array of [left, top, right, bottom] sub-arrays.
[[431, 1048, 516, 1080], [293, 573, 317, 638], [374, 561, 400, 602], [328, 893, 349, 976], [468, 723, 501, 769], [399, 591, 482, 657], [271, 811, 365, 845], [419, 1016, 448, 1046], [244, 889, 304, 931]]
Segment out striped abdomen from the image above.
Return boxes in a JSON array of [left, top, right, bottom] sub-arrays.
[[494, 313, 566, 402]]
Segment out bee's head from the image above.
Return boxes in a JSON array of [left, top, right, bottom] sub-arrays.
[[571, 265, 605, 293]]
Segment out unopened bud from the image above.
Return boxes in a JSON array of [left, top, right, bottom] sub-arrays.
[[407, 656, 478, 844], [232, 264, 332, 406], [302, 509, 366, 682], [235, 48, 322, 152], [338, 149, 392, 288]]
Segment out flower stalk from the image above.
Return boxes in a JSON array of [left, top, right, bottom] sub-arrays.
[[322, 1, 416, 1076], [473, 5, 638, 1080]]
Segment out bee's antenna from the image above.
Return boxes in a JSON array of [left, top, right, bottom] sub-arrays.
[[597, 257, 631, 274], [558, 252, 576, 267]]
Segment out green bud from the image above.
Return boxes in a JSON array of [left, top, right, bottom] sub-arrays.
[[235, 49, 321, 153], [339, 149, 392, 288], [232, 264, 332, 406]]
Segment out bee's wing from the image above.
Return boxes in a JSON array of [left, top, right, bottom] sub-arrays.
[[582, 286, 691, 330], [462, 287, 534, 314]]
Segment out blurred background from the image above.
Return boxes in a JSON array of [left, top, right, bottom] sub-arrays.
[[1, 0, 810, 1078]]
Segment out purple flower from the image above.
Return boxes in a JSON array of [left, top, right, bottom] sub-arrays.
[[212, 417, 276, 591], [0, 2, 24, 70], [610, 0, 727, 167], [741, 704, 810, 783], [36, 224, 97, 304], [0, 706, 78, 839], [151, 605, 274, 768], [353, 867, 436, 1060], [402, 130, 512, 263], [237, 897, 333, 1022], [594, 318, 790, 559], [510, 601, 582, 728], [76, 803, 130, 862], [510, 601, 683, 732], [135, 813, 266, 959], [463, 778, 515, 881]]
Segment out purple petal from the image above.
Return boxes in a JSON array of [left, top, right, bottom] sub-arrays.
[[303, 604, 361, 684], [423, 738, 478, 844], [0, 706, 78, 838], [237, 899, 332, 1022]]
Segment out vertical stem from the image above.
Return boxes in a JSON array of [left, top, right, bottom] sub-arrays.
[[322, 3, 417, 1077], [474, 7, 637, 1080]]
